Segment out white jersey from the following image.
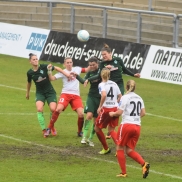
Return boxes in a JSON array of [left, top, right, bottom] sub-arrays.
[[54, 66, 82, 96], [98, 80, 121, 108], [118, 92, 145, 125]]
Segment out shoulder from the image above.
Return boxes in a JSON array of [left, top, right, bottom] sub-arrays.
[[73, 66, 81, 71], [27, 69, 32, 75], [39, 64, 48, 69]]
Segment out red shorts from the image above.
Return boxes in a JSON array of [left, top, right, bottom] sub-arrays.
[[117, 124, 140, 150], [58, 94, 83, 111], [95, 107, 119, 129]]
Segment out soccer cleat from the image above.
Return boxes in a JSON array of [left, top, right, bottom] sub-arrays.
[[43, 129, 49, 138], [51, 127, 57, 136], [142, 162, 150, 178], [77, 131, 83, 137], [116, 173, 127, 178], [106, 134, 111, 139], [81, 137, 87, 144], [98, 148, 111, 155], [87, 139, 94, 147]]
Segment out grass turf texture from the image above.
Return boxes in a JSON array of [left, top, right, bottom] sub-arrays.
[[0, 54, 182, 182]]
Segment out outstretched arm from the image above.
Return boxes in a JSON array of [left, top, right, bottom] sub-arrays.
[[26, 82, 31, 100]]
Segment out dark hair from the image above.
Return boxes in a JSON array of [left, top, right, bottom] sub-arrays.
[[101, 43, 111, 53], [29, 53, 36, 59], [88, 56, 99, 63]]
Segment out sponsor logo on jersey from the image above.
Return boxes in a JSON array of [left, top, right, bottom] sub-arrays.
[[26, 33, 47, 51], [114, 60, 117, 64]]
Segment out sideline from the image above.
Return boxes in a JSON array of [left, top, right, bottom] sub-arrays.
[[0, 84, 182, 122], [0, 134, 182, 180]]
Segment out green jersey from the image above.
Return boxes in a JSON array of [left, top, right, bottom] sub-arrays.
[[99, 57, 134, 84], [27, 64, 55, 94], [84, 69, 101, 98]]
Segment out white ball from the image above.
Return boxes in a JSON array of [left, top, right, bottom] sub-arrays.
[[77, 30, 90, 42]]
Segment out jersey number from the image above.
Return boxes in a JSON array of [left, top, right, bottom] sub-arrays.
[[107, 87, 114, 100], [130, 101, 142, 116]]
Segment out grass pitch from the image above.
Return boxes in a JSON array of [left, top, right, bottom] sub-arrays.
[[0, 54, 182, 182]]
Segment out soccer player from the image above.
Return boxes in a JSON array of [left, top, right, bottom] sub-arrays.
[[26, 53, 70, 138], [109, 80, 150, 178], [95, 68, 122, 154], [76, 56, 101, 147], [46, 57, 89, 137], [87, 43, 140, 139]]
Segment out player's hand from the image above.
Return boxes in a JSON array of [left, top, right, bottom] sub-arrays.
[[47, 64, 52, 71], [68, 72, 76, 81], [134, 73, 140, 78], [97, 107, 102, 114], [105, 65, 112, 69], [84, 80, 88, 87], [109, 112, 115, 117]]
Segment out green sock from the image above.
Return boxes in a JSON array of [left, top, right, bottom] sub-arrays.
[[83, 120, 91, 138], [37, 112, 46, 130], [89, 123, 95, 140]]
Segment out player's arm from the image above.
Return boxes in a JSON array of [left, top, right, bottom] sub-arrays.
[[54, 66, 70, 78], [140, 108, 146, 117], [117, 93, 122, 103], [26, 81, 31, 100], [76, 72, 89, 84], [109, 108, 123, 117], [83, 66, 91, 73], [97, 90, 106, 114]]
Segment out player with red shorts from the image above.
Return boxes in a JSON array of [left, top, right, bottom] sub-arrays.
[[95, 68, 122, 154], [46, 57, 89, 137], [109, 80, 150, 178]]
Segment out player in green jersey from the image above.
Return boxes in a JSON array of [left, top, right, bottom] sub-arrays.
[[76, 57, 101, 147], [26, 53, 70, 138], [87, 44, 140, 139]]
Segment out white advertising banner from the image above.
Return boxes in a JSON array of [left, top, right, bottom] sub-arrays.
[[141, 45, 182, 85], [0, 22, 50, 59]]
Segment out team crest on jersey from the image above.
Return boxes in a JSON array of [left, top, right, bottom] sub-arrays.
[[114, 60, 117, 64], [40, 70, 43, 74]]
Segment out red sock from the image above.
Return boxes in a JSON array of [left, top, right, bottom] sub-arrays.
[[128, 150, 145, 165], [110, 130, 117, 144], [117, 150, 126, 174], [77, 117, 84, 133], [96, 130, 109, 150], [48, 111, 60, 129]]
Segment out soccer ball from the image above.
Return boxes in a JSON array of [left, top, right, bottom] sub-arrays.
[[77, 30, 90, 42]]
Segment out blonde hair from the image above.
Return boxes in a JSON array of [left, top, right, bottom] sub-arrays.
[[101, 68, 110, 81], [126, 80, 136, 94], [64, 57, 72, 62]]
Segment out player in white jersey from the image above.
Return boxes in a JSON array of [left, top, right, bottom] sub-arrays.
[[109, 80, 150, 178], [46, 57, 89, 137], [95, 68, 122, 154]]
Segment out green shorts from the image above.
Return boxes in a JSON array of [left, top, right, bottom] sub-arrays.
[[35, 89, 57, 105], [84, 96, 100, 118], [117, 83, 124, 95]]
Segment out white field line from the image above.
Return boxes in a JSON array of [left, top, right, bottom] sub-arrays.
[[0, 84, 182, 122], [0, 134, 182, 180]]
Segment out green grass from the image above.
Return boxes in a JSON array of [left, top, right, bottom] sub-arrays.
[[0, 54, 182, 182]]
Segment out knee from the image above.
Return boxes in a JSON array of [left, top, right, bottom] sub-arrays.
[[94, 125, 100, 132], [78, 113, 84, 118]]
